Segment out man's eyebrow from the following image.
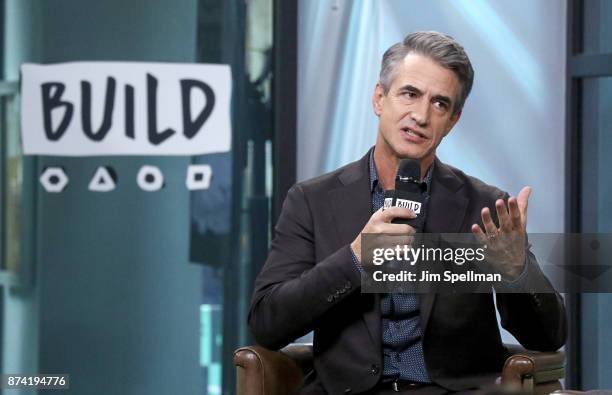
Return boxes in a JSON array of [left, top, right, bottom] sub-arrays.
[[398, 84, 422, 93], [398, 85, 453, 106]]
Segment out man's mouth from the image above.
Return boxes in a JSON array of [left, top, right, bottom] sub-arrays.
[[401, 127, 428, 141]]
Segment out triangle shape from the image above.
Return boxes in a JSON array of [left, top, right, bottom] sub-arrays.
[[562, 264, 612, 281], [89, 166, 116, 192]]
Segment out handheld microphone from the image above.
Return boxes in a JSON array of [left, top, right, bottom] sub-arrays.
[[384, 159, 429, 232]]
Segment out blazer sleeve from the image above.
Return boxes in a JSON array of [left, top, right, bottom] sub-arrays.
[[248, 184, 362, 350], [492, 193, 567, 352]]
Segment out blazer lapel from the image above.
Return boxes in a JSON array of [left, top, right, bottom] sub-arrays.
[[328, 151, 372, 246], [328, 149, 382, 349], [424, 158, 469, 234], [420, 158, 469, 335]]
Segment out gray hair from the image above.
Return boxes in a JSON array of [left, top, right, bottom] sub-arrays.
[[379, 31, 474, 113]]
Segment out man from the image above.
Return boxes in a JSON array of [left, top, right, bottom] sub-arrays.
[[248, 31, 566, 394]]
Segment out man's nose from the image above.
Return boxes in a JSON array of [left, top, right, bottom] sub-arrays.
[[410, 98, 430, 127]]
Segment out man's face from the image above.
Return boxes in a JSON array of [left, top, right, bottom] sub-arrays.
[[373, 53, 462, 163]]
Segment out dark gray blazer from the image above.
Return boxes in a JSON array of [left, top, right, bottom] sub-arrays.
[[248, 149, 566, 395]]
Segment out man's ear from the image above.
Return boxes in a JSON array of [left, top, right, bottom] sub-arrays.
[[372, 83, 385, 116], [443, 110, 462, 137]]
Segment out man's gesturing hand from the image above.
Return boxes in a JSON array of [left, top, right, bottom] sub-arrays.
[[351, 207, 417, 264], [471, 186, 532, 281]]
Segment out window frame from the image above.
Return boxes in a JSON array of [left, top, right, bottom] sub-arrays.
[[565, 0, 612, 388]]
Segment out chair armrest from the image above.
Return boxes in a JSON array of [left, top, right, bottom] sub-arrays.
[[278, 343, 314, 373], [234, 344, 313, 395], [501, 344, 565, 386]]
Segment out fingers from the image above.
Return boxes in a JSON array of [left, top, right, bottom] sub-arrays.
[[377, 223, 416, 235], [508, 197, 522, 230], [366, 223, 415, 252], [480, 207, 498, 236], [471, 223, 488, 244], [385, 234, 414, 247], [517, 186, 532, 222], [367, 208, 417, 234], [472, 187, 531, 244], [379, 206, 417, 223], [495, 199, 511, 232]]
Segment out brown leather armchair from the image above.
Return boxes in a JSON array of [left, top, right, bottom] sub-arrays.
[[234, 343, 565, 395], [553, 392, 612, 395]]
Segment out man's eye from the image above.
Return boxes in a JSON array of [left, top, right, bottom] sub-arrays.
[[403, 91, 416, 98], [433, 101, 448, 110]]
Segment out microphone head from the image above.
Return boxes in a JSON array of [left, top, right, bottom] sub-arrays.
[[395, 159, 424, 193], [391, 158, 429, 229], [397, 159, 421, 182]]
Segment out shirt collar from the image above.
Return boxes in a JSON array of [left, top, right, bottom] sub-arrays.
[[368, 150, 434, 193]]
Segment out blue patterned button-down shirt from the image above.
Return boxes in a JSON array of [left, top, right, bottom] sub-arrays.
[[352, 152, 433, 383]]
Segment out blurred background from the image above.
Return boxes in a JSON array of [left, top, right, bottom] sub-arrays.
[[0, 0, 610, 394]]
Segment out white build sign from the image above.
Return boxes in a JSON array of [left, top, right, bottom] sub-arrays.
[[21, 62, 232, 156]]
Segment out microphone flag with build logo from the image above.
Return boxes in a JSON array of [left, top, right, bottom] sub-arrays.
[[384, 159, 429, 232]]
